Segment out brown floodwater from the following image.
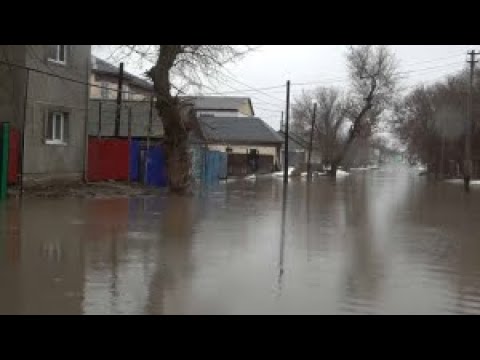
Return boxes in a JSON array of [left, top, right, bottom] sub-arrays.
[[1, 164, 480, 314]]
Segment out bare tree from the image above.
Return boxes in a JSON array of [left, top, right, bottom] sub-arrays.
[[328, 45, 398, 176], [292, 87, 349, 168], [394, 71, 470, 178], [107, 45, 252, 194]]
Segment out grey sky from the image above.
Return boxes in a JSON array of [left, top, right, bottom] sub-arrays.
[[93, 45, 478, 130]]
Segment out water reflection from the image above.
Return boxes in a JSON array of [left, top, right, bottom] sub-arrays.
[[276, 185, 288, 295], [1, 165, 480, 314]]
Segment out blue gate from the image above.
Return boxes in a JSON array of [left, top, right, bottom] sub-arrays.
[[145, 145, 168, 187], [204, 150, 227, 184], [129, 140, 141, 182]]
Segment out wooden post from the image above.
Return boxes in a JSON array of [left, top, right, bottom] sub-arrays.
[[127, 106, 132, 185], [97, 102, 102, 139], [465, 50, 479, 192], [114, 63, 124, 137], [284, 80, 291, 184], [144, 96, 153, 185], [20, 69, 29, 194]]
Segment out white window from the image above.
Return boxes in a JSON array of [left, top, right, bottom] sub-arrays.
[[48, 45, 67, 64], [46, 111, 69, 145], [122, 85, 129, 100], [101, 82, 111, 99]]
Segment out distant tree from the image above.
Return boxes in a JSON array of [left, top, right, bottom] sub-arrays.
[[393, 73, 468, 177], [292, 87, 350, 168], [327, 45, 399, 176], [292, 46, 398, 176]]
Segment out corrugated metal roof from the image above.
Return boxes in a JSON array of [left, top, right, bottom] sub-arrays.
[[198, 117, 283, 144]]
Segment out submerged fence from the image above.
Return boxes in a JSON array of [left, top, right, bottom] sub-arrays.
[[87, 137, 168, 187], [191, 146, 227, 185]]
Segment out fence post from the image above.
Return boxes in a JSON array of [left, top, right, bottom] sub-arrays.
[[127, 106, 132, 185], [1, 122, 10, 200], [97, 102, 102, 139], [145, 96, 153, 185]]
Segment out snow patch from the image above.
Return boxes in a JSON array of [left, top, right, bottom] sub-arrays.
[[444, 179, 480, 185], [272, 167, 296, 177]]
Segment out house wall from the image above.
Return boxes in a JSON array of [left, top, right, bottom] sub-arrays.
[[90, 73, 151, 101], [22, 45, 91, 184], [196, 110, 247, 118], [239, 102, 254, 116], [207, 143, 280, 166], [0, 45, 28, 130], [280, 149, 322, 170]]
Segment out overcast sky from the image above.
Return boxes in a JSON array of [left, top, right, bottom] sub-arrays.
[[93, 45, 478, 130]]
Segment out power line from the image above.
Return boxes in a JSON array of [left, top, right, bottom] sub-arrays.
[[200, 84, 287, 96], [219, 68, 286, 103], [0, 57, 284, 102], [211, 76, 284, 108], [400, 52, 465, 67], [0, 59, 153, 98], [292, 60, 467, 88]]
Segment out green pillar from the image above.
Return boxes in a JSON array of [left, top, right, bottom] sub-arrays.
[[0, 122, 10, 200]]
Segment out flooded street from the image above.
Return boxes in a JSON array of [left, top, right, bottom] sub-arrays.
[[1, 164, 480, 314]]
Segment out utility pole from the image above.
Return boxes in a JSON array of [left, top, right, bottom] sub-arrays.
[[145, 95, 154, 185], [127, 106, 132, 185], [114, 62, 124, 137], [307, 102, 317, 181], [465, 51, 479, 192], [280, 111, 284, 132], [283, 81, 291, 184], [97, 102, 102, 139]]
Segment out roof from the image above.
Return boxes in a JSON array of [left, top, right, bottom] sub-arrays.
[[181, 96, 254, 115], [91, 56, 153, 92], [197, 116, 283, 145]]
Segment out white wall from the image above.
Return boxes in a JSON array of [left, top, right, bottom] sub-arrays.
[[196, 110, 248, 118]]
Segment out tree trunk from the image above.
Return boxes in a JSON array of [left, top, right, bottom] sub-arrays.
[[160, 103, 192, 195], [151, 45, 192, 195], [164, 133, 191, 194], [328, 162, 338, 177]]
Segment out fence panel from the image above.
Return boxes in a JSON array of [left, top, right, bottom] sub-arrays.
[[87, 138, 129, 182], [145, 145, 168, 187], [8, 127, 20, 184], [129, 140, 141, 182]]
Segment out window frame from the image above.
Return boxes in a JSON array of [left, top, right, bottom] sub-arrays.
[[122, 84, 130, 100], [48, 45, 67, 65], [46, 111, 68, 146], [101, 82, 111, 99]]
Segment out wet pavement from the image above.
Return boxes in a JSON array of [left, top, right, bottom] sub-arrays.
[[1, 164, 480, 314]]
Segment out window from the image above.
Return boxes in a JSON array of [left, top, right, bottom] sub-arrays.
[[122, 85, 129, 100], [101, 82, 111, 99], [198, 112, 215, 117], [46, 111, 69, 145], [48, 45, 67, 64]]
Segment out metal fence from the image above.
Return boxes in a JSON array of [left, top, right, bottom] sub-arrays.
[[88, 99, 163, 139]]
